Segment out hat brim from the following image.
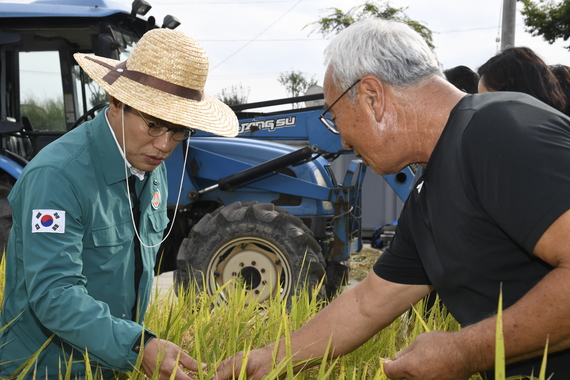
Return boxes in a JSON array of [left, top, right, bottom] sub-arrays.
[[74, 53, 238, 137]]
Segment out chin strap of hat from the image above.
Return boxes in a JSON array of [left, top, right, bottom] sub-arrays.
[[85, 56, 204, 101]]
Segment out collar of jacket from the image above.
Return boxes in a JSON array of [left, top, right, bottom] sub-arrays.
[[90, 109, 148, 186]]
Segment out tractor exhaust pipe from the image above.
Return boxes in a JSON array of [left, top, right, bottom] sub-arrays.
[[199, 146, 313, 194]]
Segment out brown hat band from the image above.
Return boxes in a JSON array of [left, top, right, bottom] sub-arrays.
[[84, 56, 204, 101]]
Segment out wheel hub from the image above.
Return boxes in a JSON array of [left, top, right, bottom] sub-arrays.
[[208, 239, 291, 304], [220, 246, 278, 300]]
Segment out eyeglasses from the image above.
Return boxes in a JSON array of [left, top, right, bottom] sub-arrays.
[[319, 79, 361, 135], [137, 110, 196, 141]]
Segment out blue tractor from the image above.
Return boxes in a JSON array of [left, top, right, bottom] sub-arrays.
[[0, 0, 414, 303]]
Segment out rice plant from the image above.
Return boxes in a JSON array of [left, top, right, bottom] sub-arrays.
[[0, 261, 550, 379]]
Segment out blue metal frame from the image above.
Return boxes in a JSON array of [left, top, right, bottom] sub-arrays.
[[382, 166, 415, 202], [194, 109, 344, 154], [0, 155, 23, 180], [165, 106, 415, 260], [330, 160, 367, 262], [1, 0, 131, 18], [165, 137, 334, 211]]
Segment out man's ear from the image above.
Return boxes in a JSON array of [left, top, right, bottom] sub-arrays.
[[359, 75, 385, 121], [107, 96, 122, 117]]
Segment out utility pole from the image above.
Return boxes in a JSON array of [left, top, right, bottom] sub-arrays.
[[501, 0, 517, 50]]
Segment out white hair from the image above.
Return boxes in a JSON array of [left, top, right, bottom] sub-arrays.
[[324, 18, 443, 96]]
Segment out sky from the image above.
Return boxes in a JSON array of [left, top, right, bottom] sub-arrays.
[[134, 0, 570, 103]]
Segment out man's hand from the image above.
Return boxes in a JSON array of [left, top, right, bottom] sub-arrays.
[[215, 347, 274, 380], [383, 331, 475, 380], [142, 338, 206, 380]]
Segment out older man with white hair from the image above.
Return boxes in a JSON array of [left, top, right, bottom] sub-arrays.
[[215, 17, 570, 380]]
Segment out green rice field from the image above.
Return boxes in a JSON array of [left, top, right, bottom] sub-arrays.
[[0, 251, 546, 379]]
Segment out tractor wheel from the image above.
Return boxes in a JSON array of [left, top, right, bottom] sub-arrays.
[[324, 260, 350, 299], [175, 201, 326, 304]]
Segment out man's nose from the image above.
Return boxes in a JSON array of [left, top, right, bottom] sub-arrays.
[[153, 132, 175, 152]]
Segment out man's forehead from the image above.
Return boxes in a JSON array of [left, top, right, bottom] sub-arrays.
[[141, 111, 183, 129]]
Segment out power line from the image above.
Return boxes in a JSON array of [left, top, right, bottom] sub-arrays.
[[210, 0, 304, 71], [156, 0, 319, 4], [438, 23, 523, 35], [200, 38, 324, 42], [199, 26, 515, 43]]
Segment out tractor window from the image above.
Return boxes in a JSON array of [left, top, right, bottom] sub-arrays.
[[19, 51, 66, 131], [109, 26, 137, 60], [73, 58, 108, 115]]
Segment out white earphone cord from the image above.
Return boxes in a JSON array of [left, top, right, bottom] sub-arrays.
[[122, 105, 189, 248]]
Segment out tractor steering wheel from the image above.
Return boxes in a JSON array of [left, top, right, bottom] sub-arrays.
[[70, 103, 108, 130]]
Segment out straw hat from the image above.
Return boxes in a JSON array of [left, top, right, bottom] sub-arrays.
[[74, 28, 238, 137]]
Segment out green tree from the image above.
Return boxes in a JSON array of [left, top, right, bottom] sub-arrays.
[[520, 0, 570, 50], [21, 97, 65, 132], [278, 71, 318, 108], [73, 67, 109, 108], [305, 1, 435, 50], [89, 90, 109, 108], [216, 83, 250, 106]]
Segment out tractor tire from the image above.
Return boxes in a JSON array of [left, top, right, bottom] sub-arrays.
[[175, 201, 326, 304], [324, 260, 350, 299]]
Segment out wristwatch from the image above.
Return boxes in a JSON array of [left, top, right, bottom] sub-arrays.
[[131, 330, 155, 354]]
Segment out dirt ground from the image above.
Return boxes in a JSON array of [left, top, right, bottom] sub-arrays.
[[348, 246, 383, 282]]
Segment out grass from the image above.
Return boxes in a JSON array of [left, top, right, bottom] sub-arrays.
[[0, 248, 550, 379], [0, 257, 4, 308], [138, 279, 470, 380]]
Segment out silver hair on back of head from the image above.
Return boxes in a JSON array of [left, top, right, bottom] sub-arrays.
[[324, 18, 442, 95]]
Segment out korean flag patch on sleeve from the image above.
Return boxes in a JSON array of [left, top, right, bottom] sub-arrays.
[[32, 210, 66, 233]]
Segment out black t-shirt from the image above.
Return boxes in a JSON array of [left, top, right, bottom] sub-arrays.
[[374, 92, 570, 378]]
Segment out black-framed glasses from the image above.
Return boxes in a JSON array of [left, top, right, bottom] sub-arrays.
[[319, 79, 361, 135], [137, 110, 196, 141]]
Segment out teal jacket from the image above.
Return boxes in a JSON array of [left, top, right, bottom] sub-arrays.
[[0, 110, 169, 378]]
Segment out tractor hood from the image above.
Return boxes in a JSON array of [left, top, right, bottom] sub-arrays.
[[0, 0, 131, 18]]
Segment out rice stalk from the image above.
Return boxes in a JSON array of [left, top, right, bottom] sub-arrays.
[[495, 285, 506, 380], [0, 260, 553, 380]]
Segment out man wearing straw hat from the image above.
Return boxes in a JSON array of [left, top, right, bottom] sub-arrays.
[[0, 28, 237, 379], [215, 18, 570, 380]]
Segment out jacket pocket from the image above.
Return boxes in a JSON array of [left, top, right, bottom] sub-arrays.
[[148, 210, 169, 233], [92, 220, 134, 247], [141, 211, 169, 249]]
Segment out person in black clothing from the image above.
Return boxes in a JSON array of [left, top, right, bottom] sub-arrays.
[[444, 65, 479, 94], [215, 18, 570, 380], [551, 64, 570, 116], [477, 46, 567, 112]]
